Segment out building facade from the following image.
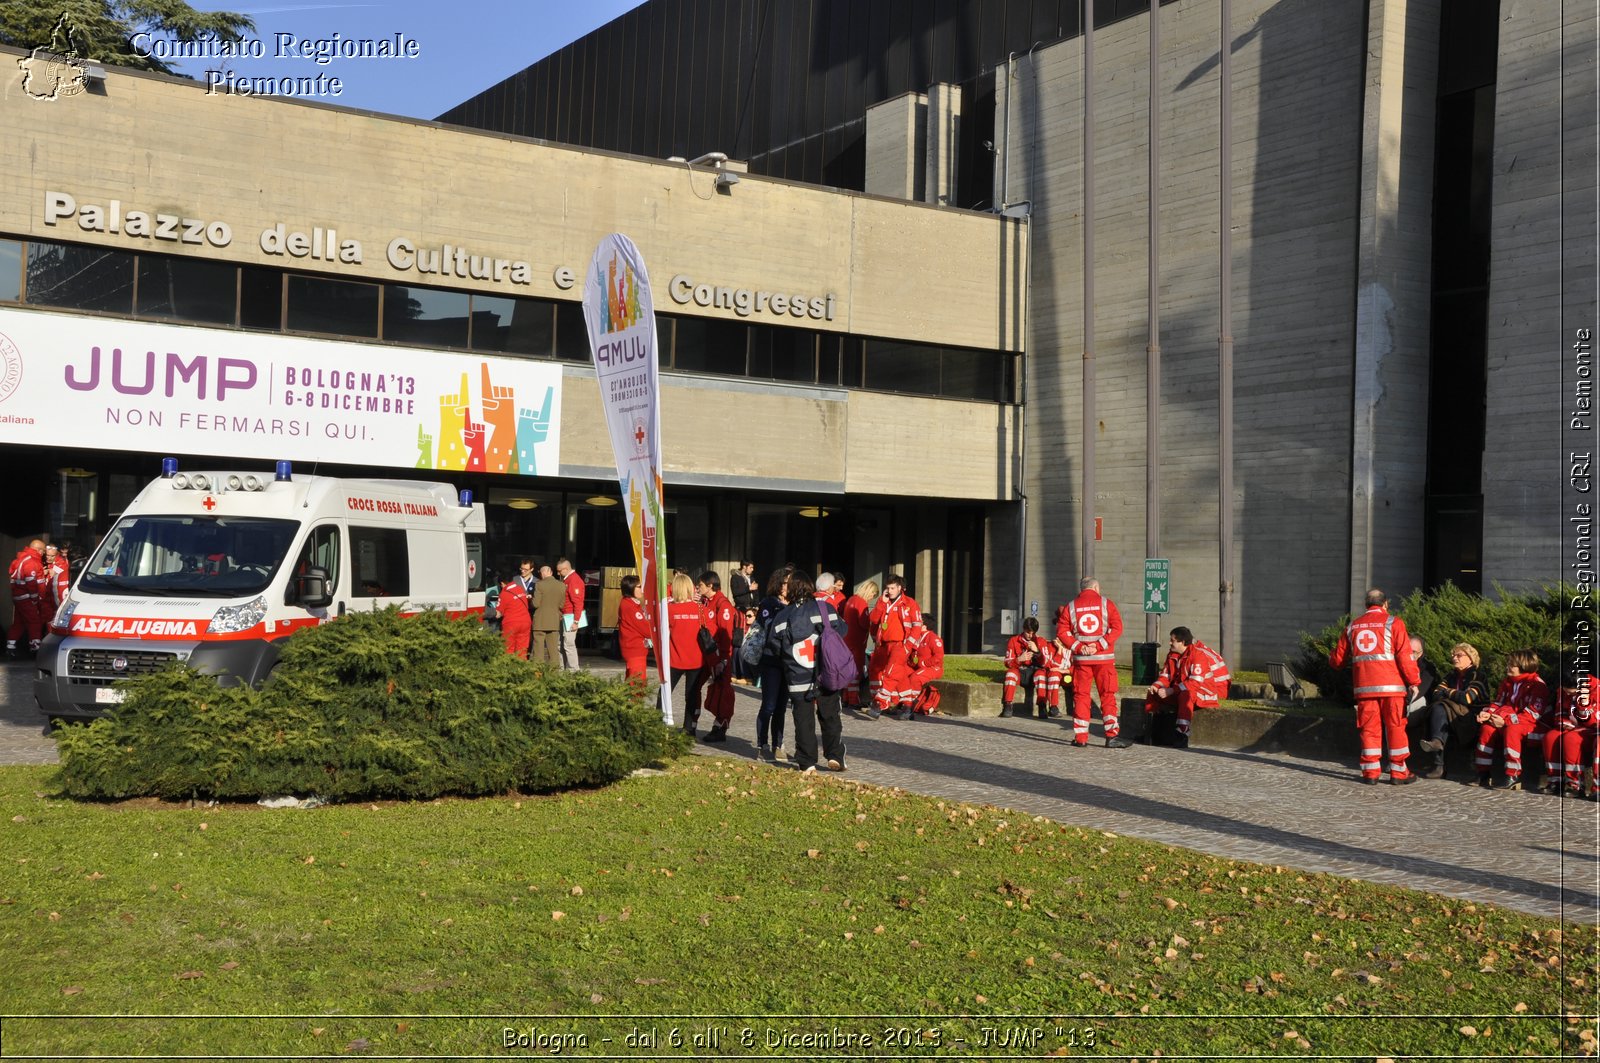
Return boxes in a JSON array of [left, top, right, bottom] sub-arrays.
[[0, 54, 1026, 653], [447, 0, 1597, 664]]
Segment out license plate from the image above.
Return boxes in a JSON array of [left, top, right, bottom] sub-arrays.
[[94, 687, 126, 705]]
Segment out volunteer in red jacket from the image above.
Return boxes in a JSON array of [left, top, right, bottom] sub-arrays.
[[665, 572, 711, 736], [556, 557, 586, 669], [868, 574, 923, 720], [497, 572, 532, 657], [617, 573, 655, 684], [903, 625, 945, 714], [6, 538, 47, 657], [1329, 588, 1422, 784], [1001, 616, 1047, 718], [1057, 576, 1129, 747], [44, 544, 70, 612], [1472, 647, 1548, 790], [1144, 626, 1231, 749], [1546, 663, 1597, 796], [696, 571, 738, 743], [841, 579, 878, 708]]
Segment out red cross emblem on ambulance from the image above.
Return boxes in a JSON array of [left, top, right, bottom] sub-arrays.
[[201, 496, 217, 511], [793, 638, 816, 666], [1354, 629, 1380, 654]]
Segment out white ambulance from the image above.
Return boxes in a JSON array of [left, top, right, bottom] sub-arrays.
[[34, 462, 487, 721]]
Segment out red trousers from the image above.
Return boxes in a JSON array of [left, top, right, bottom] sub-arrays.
[[623, 653, 649, 683], [1544, 728, 1587, 790], [1071, 661, 1119, 740], [6, 598, 44, 648], [703, 669, 735, 726], [1146, 688, 1200, 734], [1475, 716, 1539, 779], [1356, 697, 1410, 779], [869, 641, 911, 709], [501, 621, 530, 658], [1002, 666, 1043, 705]]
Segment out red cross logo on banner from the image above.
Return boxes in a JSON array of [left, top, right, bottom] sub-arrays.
[[634, 424, 646, 447], [1078, 611, 1101, 635], [1355, 629, 1379, 654], [793, 639, 816, 666], [201, 496, 217, 511]]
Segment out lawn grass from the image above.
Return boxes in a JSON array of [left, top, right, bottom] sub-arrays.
[[0, 761, 1591, 1058]]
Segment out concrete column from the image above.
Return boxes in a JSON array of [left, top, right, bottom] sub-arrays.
[[925, 82, 962, 206], [1348, 0, 1440, 605], [865, 91, 928, 201]]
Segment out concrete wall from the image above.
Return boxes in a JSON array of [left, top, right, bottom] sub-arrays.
[[995, 0, 1371, 665], [1484, 0, 1599, 594]]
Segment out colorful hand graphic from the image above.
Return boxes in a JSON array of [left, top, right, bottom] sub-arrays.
[[480, 361, 516, 475], [464, 418, 487, 472], [514, 386, 555, 476], [415, 424, 434, 469], [437, 372, 470, 471]]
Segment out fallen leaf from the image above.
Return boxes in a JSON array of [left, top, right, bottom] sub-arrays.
[[806, 849, 821, 859], [47, 911, 60, 922], [589, 993, 603, 1004], [1459, 1026, 1478, 1037], [198, 823, 208, 831], [10, 815, 24, 823], [633, 978, 664, 986], [844, 932, 855, 940], [974, 994, 987, 1003], [551, 911, 566, 921], [302, 855, 315, 865], [175, 970, 203, 980], [219, 961, 239, 971], [310, 1027, 325, 1037], [61, 986, 82, 996], [1513, 1002, 1527, 1013], [345, 1038, 370, 1053], [873, 925, 885, 934], [570, 886, 584, 896], [395, 1022, 409, 1033]]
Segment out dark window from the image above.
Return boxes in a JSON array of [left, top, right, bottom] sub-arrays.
[[748, 323, 816, 383], [473, 294, 555, 357], [136, 255, 236, 325], [842, 337, 864, 388], [296, 524, 342, 598], [383, 284, 470, 347], [0, 239, 21, 302], [286, 274, 379, 338], [673, 315, 748, 376], [25, 240, 134, 313], [349, 525, 409, 598], [817, 333, 843, 387], [554, 301, 591, 362], [863, 337, 938, 396], [239, 267, 282, 330], [940, 346, 1003, 402]]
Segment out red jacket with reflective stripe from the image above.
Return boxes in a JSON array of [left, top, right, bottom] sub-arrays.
[[1005, 633, 1044, 671], [1056, 590, 1122, 662], [1174, 639, 1231, 708], [1329, 606, 1419, 699], [1490, 672, 1549, 727]]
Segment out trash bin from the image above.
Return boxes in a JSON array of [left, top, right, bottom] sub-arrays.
[[1132, 641, 1159, 685]]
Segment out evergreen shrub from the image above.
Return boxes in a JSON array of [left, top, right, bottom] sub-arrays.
[[54, 608, 691, 801], [1295, 582, 1594, 704]]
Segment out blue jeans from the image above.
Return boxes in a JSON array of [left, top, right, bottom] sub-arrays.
[[756, 659, 788, 747]]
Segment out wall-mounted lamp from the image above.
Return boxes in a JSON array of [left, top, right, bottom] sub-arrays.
[[797, 506, 832, 519], [585, 496, 619, 507], [506, 498, 538, 510], [715, 171, 740, 191]]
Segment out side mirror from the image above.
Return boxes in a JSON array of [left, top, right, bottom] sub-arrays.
[[295, 566, 333, 609]]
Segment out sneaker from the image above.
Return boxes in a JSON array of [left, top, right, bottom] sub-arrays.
[[889, 708, 913, 721], [1047, 706, 1061, 719], [1477, 773, 1493, 789], [1421, 761, 1446, 780], [1495, 776, 1521, 791], [801, 764, 817, 775], [703, 726, 728, 744], [1418, 737, 1444, 753], [1104, 736, 1132, 749], [772, 746, 788, 763], [1175, 733, 1190, 750], [865, 706, 882, 720], [999, 705, 1013, 718], [1391, 773, 1417, 785], [825, 758, 844, 772], [757, 743, 773, 761]]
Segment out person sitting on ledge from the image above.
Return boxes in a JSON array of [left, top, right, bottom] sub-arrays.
[[1143, 626, 1231, 749]]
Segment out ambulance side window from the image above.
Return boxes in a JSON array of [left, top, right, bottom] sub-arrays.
[[466, 534, 486, 593], [300, 525, 341, 590], [350, 526, 409, 598]]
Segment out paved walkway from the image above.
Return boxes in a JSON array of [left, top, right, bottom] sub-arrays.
[[5, 659, 1597, 923]]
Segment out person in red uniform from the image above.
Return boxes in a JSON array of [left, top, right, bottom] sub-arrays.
[[1544, 663, 1597, 796], [1143, 626, 1230, 749], [903, 625, 945, 714], [666, 572, 711, 735], [840, 579, 878, 708], [616, 573, 655, 684], [696, 571, 738, 743], [43, 544, 70, 612], [1329, 588, 1422, 784], [497, 572, 531, 658], [1473, 647, 1548, 790], [1001, 616, 1047, 718], [816, 572, 847, 611], [1036, 636, 1071, 719], [556, 557, 586, 669], [6, 538, 47, 657], [868, 574, 923, 720], [1057, 576, 1129, 747]]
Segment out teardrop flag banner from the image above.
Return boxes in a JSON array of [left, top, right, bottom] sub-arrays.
[[581, 233, 673, 724]]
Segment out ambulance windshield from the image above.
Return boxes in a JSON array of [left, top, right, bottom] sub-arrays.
[[80, 516, 299, 598]]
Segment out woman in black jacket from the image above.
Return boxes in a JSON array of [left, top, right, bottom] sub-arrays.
[[752, 568, 791, 762], [1417, 641, 1490, 778], [769, 571, 850, 773]]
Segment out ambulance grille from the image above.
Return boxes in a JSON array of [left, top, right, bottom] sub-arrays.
[[68, 648, 178, 679]]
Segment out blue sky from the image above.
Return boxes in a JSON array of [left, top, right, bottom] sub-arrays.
[[166, 1, 643, 119]]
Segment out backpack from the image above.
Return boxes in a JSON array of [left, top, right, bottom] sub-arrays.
[[740, 616, 768, 668], [814, 602, 857, 694]]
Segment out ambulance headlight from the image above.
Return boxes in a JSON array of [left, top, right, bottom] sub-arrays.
[[209, 595, 266, 634], [51, 596, 78, 631]]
